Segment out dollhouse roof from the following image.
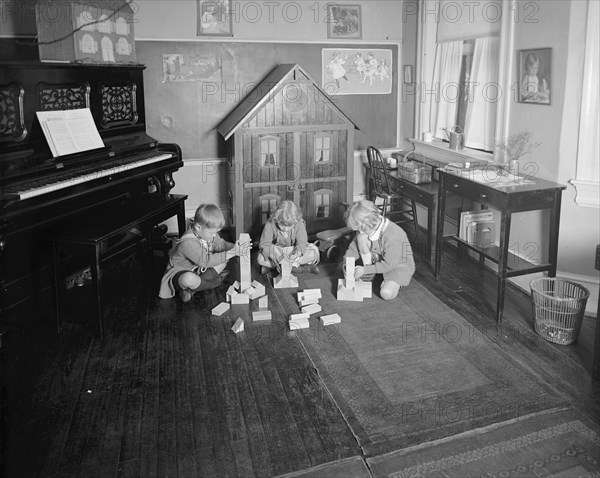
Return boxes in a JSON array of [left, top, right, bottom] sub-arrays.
[[217, 63, 359, 141]]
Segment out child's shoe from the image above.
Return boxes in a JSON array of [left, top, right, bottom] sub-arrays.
[[178, 288, 193, 303]]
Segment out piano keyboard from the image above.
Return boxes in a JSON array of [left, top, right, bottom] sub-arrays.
[[4, 153, 174, 200]]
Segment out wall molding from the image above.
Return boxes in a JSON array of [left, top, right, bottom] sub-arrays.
[[570, 179, 600, 208]]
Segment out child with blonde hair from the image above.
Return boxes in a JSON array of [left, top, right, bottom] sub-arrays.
[[344, 200, 415, 300], [159, 203, 239, 302], [258, 200, 320, 275]]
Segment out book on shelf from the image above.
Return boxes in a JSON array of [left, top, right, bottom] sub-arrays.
[[459, 210, 496, 247], [36, 108, 104, 158]]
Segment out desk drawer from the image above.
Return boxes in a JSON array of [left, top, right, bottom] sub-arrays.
[[444, 180, 504, 208], [392, 181, 434, 206]]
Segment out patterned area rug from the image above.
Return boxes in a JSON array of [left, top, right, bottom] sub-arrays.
[[272, 265, 569, 456], [366, 408, 600, 477]]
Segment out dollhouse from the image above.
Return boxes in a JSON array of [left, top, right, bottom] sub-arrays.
[[217, 63, 359, 241]]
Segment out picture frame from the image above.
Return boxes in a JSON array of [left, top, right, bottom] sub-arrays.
[[197, 0, 233, 37], [403, 65, 413, 84], [327, 4, 362, 40], [518, 48, 551, 105]]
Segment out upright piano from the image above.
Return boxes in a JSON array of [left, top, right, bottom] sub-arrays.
[[0, 62, 184, 331]]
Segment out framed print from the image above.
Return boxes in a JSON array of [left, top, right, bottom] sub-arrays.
[[403, 65, 413, 84], [322, 48, 392, 95], [518, 48, 551, 104], [327, 4, 362, 40], [197, 0, 233, 37]]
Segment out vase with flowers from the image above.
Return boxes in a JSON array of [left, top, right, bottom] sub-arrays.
[[495, 131, 541, 174]]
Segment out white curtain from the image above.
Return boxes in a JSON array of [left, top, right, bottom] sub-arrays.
[[431, 41, 464, 141], [464, 36, 500, 151]]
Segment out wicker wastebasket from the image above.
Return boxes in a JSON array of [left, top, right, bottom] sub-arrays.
[[529, 278, 589, 345]]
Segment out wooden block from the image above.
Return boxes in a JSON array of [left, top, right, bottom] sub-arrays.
[[238, 233, 252, 293], [345, 257, 355, 289], [274, 273, 298, 289], [355, 280, 373, 299], [320, 313, 341, 325], [231, 317, 244, 333], [242, 286, 255, 297], [211, 302, 230, 316], [301, 303, 322, 315], [232, 280, 240, 291], [289, 313, 310, 330], [226, 285, 236, 302], [252, 310, 272, 322], [258, 295, 268, 309], [297, 289, 322, 302], [250, 280, 265, 299], [230, 293, 250, 305], [337, 278, 364, 301], [299, 297, 319, 307]]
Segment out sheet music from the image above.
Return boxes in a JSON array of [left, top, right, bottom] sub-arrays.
[[36, 108, 105, 158]]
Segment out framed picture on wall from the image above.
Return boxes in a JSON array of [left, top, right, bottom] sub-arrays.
[[518, 48, 551, 105], [197, 0, 233, 37], [327, 4, 362, 40]]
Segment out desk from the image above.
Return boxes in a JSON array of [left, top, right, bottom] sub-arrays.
[[435, 170, 566, 324], [53, 194, 187, 336], [364, 160, 442, 263]]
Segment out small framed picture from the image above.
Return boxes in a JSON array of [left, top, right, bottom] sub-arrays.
[[518, 48, 551, 105], [327, 4, 362, 40], [197, 0, 233, 37], [403, 65, 413, 84]]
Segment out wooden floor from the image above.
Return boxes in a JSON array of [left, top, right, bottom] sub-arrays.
[[1, 230, 599, 477]]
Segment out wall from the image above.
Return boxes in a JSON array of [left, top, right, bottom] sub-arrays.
[[507, 0, 599, 310]]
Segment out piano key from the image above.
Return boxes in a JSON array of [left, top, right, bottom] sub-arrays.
[[7, 153, 174, 200]]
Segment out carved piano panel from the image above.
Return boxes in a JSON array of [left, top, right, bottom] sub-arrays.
[[0, 82, 27, 142]]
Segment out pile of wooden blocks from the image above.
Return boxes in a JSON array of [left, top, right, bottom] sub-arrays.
[[288, 288, 341, 329], [208, 233, 273, 333]]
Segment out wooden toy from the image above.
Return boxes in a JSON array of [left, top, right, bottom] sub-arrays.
[[297, 289, 322, 302], [252, 310, 272, 322], [230, 293, 250, 305], [299, 297, 319, 307], [226, 285, 236, 302], [238, 233, 252, 292], [301, 303, 322, 315], [258, 296, 269, 309], [250, 280, 265, 299], [289, 313, 310, 330], [231, 317, 244, 333], [211, 302, 230, 316], [315, 226, 353, 262], [320, 313, 341, 325], [274, 260, 298, 289]]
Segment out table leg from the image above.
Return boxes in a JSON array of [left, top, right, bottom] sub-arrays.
[[548, 190, 562, 277], [177, 202, 187, 236], [428, 197, 438, 264], [435, 176, 447, 277], [496, 211, 512, 324]]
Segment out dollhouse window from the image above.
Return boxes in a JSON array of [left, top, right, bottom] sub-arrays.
[[98, 14, 112, 34], [314, 190, 331, 219], [100, 36, 115, 62], [115, 15, 130, 35], [314, 134, 332, 163], [79, 34, 97, 54], [77, 12, 95, 31], [116, 38, 131, 56], [260, 136, 278, 166], [259, 194, 280, 224]]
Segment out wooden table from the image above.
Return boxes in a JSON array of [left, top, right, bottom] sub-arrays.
[[435, 169, 566, 324]]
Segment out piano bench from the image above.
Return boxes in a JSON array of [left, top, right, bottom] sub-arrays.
[[52, 193, 188, 337]]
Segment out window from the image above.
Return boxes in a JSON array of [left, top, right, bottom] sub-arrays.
[[259, 194, 280, 224], [260, 136, 278, 166], [314, 134, 332, 163], [314, 190, 331, 219], [416, 0, 512, 161]]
